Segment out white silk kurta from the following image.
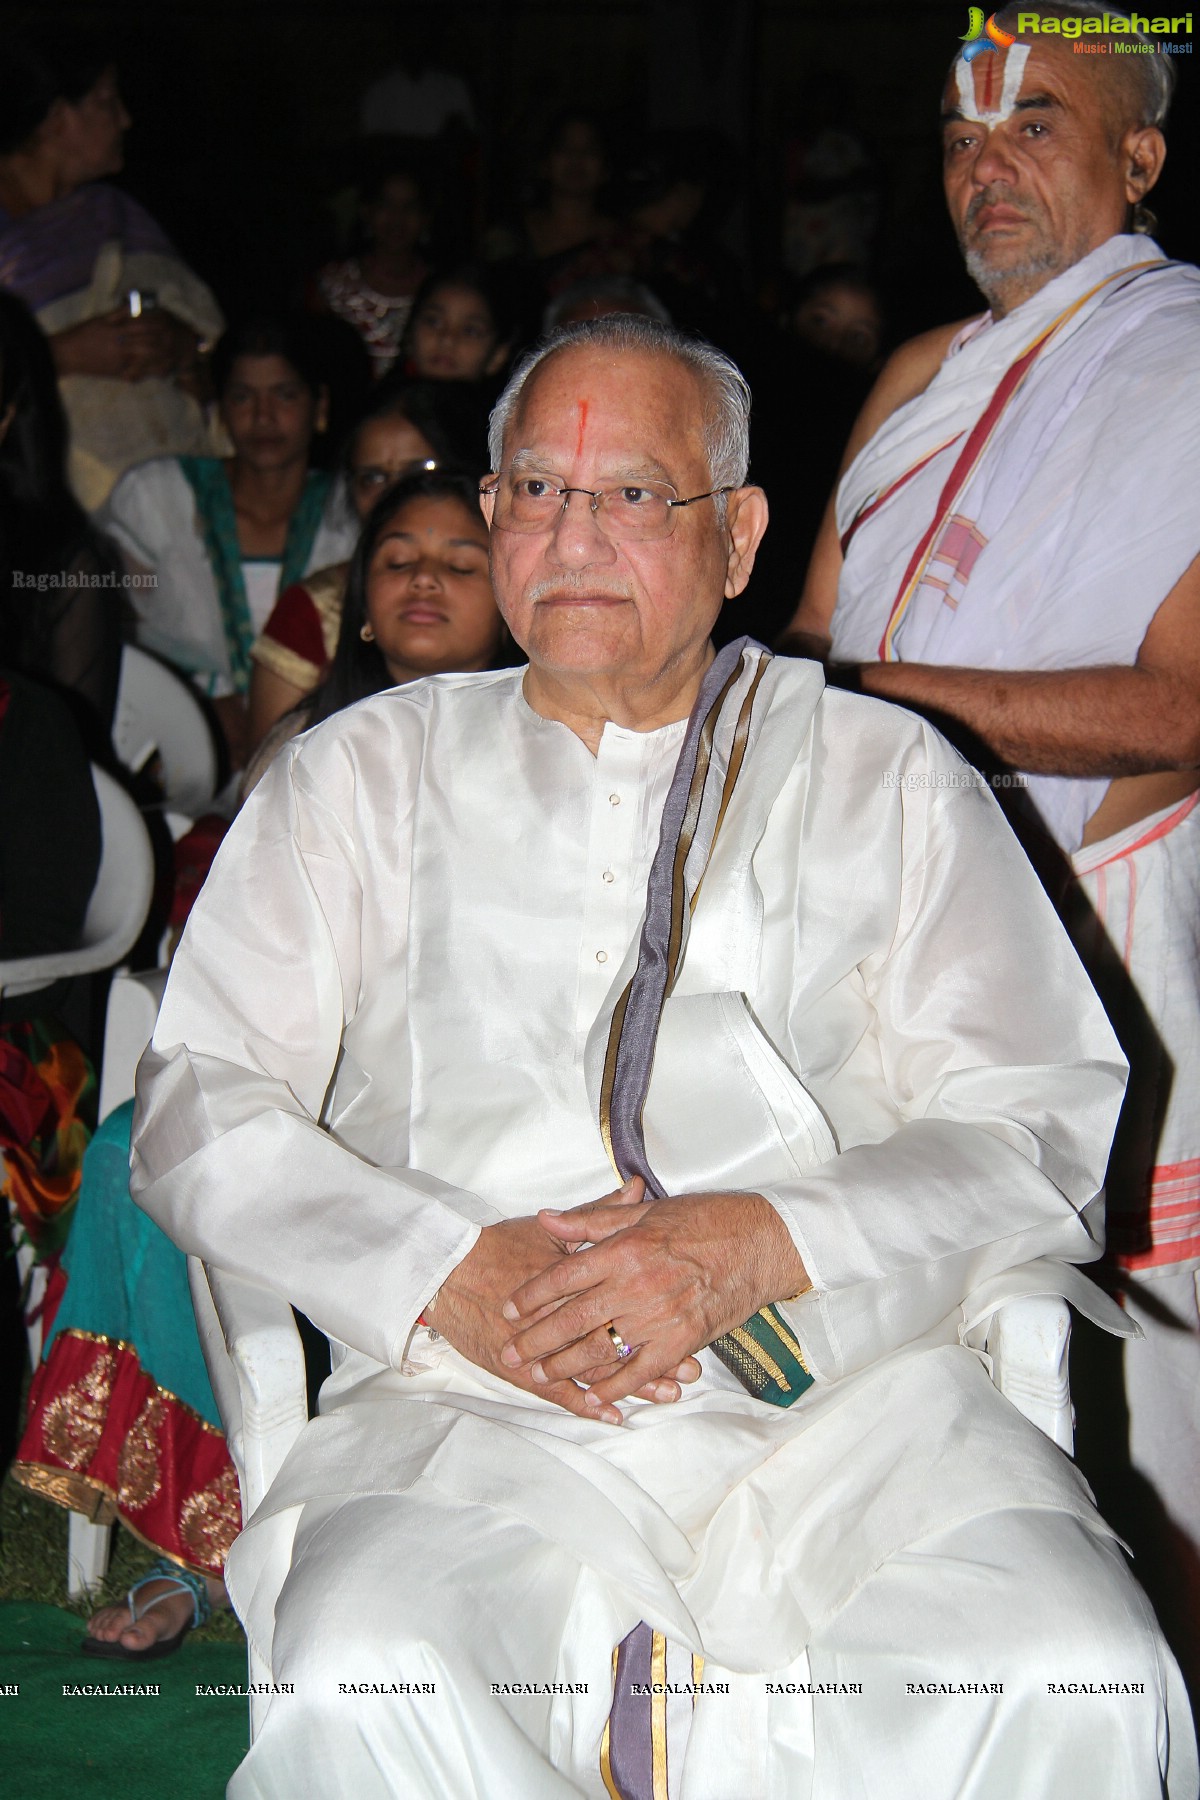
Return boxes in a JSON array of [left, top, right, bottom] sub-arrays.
[[132, 660, 1129, 1675]]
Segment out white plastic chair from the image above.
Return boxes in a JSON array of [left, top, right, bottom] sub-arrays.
[[188, 1266, 1074, 1742], [0, 765, 155, 1004], [112, 643, 219, 820], [1, 776, 156, 1594]]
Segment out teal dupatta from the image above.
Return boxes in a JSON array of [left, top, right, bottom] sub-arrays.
[[178, 457, 334, 693]]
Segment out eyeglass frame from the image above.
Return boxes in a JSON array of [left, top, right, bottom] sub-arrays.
[[479, 473, 736, 538]]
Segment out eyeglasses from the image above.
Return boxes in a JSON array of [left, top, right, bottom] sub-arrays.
[[480, 473, 733, 542]]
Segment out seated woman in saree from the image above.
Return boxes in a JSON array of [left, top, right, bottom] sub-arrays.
[[0, 35, 223, 512], [246, 377, 488, 749], [12, 466, 510, 1659], [99, 316, 358, 775]]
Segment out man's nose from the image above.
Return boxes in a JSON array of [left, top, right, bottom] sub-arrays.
[[548, 491, 618, 567], [969, 128, 1020, 190]]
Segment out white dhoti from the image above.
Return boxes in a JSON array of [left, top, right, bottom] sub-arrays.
[[228, 1480, 1193, 1799], [1068, 794, 1200, 1692]]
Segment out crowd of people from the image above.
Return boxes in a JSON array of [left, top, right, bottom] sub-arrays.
[[1, 7, 1198, 1796]]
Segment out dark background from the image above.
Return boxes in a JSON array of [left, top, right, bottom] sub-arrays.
[[11, 0, 1198, 333]]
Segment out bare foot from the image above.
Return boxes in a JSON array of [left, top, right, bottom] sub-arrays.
[[86, 1573, 228, 1653]]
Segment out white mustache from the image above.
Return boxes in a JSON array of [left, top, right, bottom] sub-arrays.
[[525, 574, 635, 604], [965, 188, 1033, 230]]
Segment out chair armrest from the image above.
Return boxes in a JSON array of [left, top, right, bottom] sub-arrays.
[[985, 1293, 1073, 1454], [187, 1258, 309, 1521]]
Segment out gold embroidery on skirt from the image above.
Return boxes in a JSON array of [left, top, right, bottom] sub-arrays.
[[117, 1394, 166, 1510], [10, 1461, 119, 1523], [41, 1346, 117, 1469], [180, 1463, 241, 1564]]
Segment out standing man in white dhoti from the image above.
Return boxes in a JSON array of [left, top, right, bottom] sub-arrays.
[[133, 313, 1195, 1798], [780, 1, 1200, 1698]]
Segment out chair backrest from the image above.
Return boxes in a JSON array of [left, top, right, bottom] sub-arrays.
[[97, 966, 168, 1120], [0, 765, 155, 1000], [113, 643, 219, 818]]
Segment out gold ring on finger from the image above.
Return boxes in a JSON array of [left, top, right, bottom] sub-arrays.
[[605, 1321, 634, 1361]]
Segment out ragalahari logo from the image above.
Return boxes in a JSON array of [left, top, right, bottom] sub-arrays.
[[961, 8, 1019, 57]]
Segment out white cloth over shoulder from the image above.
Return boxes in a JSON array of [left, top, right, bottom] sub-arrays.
[[132, 663, 1128, 1674], [831, 235, 1200, 855]]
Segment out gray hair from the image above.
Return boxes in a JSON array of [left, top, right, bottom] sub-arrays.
[[992, 3, 1175, 129], [486, 316, 752, 492]]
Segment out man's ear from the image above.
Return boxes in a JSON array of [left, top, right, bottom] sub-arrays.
[[1123, 125, 1166, 204], [724, 486, 769, 599], [479, 480, 497, 526]]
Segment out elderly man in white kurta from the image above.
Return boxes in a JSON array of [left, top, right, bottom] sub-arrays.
[[132, 316, 1194, 1798], [780, 8, 1200, 1695]]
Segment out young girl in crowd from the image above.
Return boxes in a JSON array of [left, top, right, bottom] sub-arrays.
[[244, 463, 509, 789], [402, 265, 515, 384]]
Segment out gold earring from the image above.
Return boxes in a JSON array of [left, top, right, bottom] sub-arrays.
[[360, 622, 375, 643]]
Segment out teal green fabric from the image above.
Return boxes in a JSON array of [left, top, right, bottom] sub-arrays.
[[177, 456, 333, 692], [44, 1101, 221, 1428], [0, 1602, 247, 1797]]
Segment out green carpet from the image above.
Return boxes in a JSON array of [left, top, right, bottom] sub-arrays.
[[0, 1602, 248, 1796]]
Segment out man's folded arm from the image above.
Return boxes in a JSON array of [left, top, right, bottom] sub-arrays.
[[757, 752, 1127, 1382], [131, 745, 503, 1369]]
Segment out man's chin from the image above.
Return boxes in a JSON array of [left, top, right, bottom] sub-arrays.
[[963, 241, 1067, 309], [523, 611, 639, 673]]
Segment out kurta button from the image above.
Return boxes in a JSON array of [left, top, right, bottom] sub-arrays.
[[602, 869, 615, 883], [596, 950, 609, 964], [608, 792, 621, 805]]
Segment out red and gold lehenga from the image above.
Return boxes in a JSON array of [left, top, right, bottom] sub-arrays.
[[9, 1098, 241, 1580]]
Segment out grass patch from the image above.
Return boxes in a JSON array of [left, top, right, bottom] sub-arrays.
[[0, 1468, 244, 1643]]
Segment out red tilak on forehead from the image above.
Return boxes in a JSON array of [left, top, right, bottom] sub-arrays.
[[982, 52, 997, 112], [574, 399, 589, 460]]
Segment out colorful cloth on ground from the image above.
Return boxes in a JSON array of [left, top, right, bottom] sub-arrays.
[[13, 1100, 240, 1578], [830, 235, 1200, 859], [99, 458, 358, 699], [249, 561, 349, 694], [0, 1017, 96, 1259]]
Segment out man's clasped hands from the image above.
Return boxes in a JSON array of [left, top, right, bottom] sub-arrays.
[[424, 1177, 809, 1425]]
